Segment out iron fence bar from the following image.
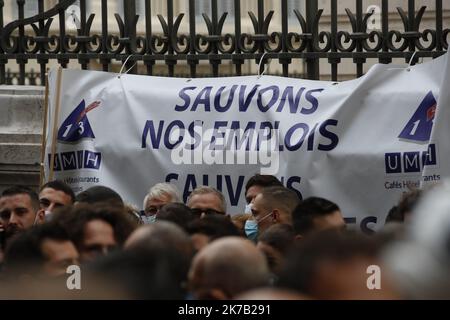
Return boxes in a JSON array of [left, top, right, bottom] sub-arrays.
[[305, 0, 319, 80], [233, 0, 242, 76], [0, 51, 422, 58], [255, 0, 265, 74], [79, 0, 87, 70], [123, 0, 137, 74], [436, 0, 443, 51], [37, 0, 46, 85], [166, 0, 175, 77], [280, 0, 289, 77], [188, 0, 196, 78], [210, 0, 219, 76], [330, 0, 338, 81], [408, 0, 416, 55], [58, 0, 68, 68], [100, 0, 108, 71], [257, 0, 264, 55], [17, 0, 25, 85], [144, 0, 153, 75], [355, 0, 364, 77], [0, 50, 446, 61], [380, 0, 391, 64]]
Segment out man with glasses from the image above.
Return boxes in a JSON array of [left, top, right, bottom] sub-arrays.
[[187, 186, 227, 218]]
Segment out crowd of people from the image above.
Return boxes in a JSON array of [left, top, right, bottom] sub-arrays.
[[0, 174, 449, 299]]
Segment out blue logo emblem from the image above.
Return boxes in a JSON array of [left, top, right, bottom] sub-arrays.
[[57, 100, 101, 143], [398, 91, 437, 143]]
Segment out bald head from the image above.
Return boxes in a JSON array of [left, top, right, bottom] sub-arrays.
[[188, 237, 270, 300], [124, 221, 193, 259]]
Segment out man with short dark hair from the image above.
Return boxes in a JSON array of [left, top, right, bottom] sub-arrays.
[[3, 222, 79, 278], [244, 174, 283, 206], [257, 224, 295, 277], [186, 214, 241, 252], [75, 185, 124, 208], [245, 186, 299, 241], [291, 197, 346, 238], [156, 203, 196, 231], [56, 204, 135, 263], [39, 180, 75, 220], [0, 186, 42, 247]]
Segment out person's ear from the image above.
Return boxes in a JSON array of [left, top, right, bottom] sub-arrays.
[[272, 209, 280, 222], [36, 209, 45, 224]]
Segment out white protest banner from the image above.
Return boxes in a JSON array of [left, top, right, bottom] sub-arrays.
[[43, 52, 449, 232]]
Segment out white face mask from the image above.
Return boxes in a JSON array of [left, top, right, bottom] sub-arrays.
[[244, 203, 252, 214]]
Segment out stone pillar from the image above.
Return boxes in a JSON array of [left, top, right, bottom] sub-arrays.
[[0, 86, 44, 193]]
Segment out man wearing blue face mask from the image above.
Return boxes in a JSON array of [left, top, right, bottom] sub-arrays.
[[244, 186, 300, 242], [244, 208, 271, 242]]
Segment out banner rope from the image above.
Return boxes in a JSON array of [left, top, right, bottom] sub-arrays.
[[388, 51, 423, 72], [118, 55, 138, 78], [257, 53, 270, 78]]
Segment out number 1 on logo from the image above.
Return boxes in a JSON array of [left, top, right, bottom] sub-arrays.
[[410, 120, 420, 136], [62, 124, 73, 138]]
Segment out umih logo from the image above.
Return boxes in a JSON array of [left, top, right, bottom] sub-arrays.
[[57, 100, 101, 143], [50, 99, 102, 172], [385, 144, 437, 174], [398, 91, 437, 143], [385, 92, 439, 175]]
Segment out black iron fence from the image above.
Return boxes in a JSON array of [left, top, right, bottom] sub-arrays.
[[0, 0, 448, 86]]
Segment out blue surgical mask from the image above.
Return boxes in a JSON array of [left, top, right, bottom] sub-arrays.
[[142, 214, 157, 224], [244, 203, 252, 214], [244, 211, 273, 242], [244, 219, 258, 242]]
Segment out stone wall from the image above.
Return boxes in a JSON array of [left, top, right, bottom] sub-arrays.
[[0, 86, 44, 193]]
